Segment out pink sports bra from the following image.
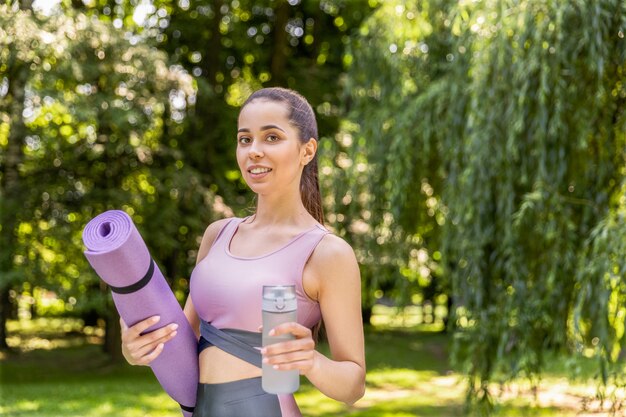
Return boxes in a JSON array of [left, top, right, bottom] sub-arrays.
[[189, 217, 329, 332]]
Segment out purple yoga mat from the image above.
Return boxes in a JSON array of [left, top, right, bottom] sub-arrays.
[[82, 210, 198, 417]]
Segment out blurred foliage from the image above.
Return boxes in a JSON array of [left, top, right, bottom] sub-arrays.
[[0, 3, 219, 352], [2, 316, 620, 417], [2, 0, 626, 413], [0, 0, 376, 350], [68, 0, 376, 205], [342, 0, 626, 413]]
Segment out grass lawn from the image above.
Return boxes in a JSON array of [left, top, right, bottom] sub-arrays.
[[0, 308, 617, 417]]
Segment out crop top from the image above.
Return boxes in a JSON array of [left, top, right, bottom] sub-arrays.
[[189, 217, 329, 332]]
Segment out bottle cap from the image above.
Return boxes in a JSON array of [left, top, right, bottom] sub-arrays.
[[262, 285, 297, 313]]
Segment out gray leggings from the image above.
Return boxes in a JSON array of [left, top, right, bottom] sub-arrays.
[[192, 377, 282, 417], [193, 322, 283, 417]]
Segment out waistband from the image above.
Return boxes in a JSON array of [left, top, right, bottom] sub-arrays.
[[196, 376, 263, 397], [199, 320, 262, 368], [193, 377, 282, 417]]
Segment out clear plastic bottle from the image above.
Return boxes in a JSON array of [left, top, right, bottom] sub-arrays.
[[262, 285, 299, 394]]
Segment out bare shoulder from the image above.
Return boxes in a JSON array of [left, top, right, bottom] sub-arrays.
[[312, 233, 356, 261], [196, 218, 233, 263], [308, 233, 360, 279], [202, 218, 232, 242]]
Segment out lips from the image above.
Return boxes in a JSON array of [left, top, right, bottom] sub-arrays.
[[249, 167, 272, 174]]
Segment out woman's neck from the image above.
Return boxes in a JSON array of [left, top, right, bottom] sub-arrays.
[[252, 191, 313, 227]]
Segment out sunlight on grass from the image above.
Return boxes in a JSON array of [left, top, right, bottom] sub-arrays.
[[7, 317, 103, 351], [295, 385, 347, 416], [295, 365, 466, 416], [3, 400, 40, 412], [1, 381, 180, 417], [361, 369, 464, 415], [352, 392, 463, 417], [366, 367, 442, 388], [3, 312, 624, 416], [370, 304, 446, 332]]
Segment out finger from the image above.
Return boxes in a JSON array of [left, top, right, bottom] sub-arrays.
[[270, 359, 313, 371], [262, 337, 315, 357], [264, 349, 313, 366], [265, 350, 316, 372], [136, 343, 165, 366], [122, 323, 178, 350], [120, 317, 128, 331], [140, 328, 178, 350], [128, 315, 162, 337], [138, 330, 177, 353], [131, 324, 178, 350], [269, 322, 311, 338], [129, 330, 178, 362]]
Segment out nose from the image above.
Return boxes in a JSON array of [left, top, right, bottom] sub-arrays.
[[248, 141, 264, 159]]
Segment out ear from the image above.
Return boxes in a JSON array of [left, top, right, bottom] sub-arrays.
[[301, 138, 318, 165]]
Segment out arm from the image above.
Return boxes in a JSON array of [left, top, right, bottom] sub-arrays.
[[121, 218, 231, 365], [261, 234, 366, 404]]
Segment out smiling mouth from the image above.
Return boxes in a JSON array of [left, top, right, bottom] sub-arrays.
[[249, 167, 272, 174]]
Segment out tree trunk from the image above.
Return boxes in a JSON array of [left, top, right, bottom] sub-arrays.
[[269, 0, 290, 86], [19, 0, 32, 10], [70, 0, 84, 10], [361, 305, 373, 326], [103, 299, 124, 362], [190, 1, 223, 185], [202, 0, 222, 86], [442, 294, 453, 333], [0, 288, 12, 351], [0, 54, 29, 352]]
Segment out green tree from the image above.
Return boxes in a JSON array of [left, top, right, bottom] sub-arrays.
[[1, 0, 379, 355], [330, 0, 455, 322], [55, 0, 378, 319], [0, 3, 49, 350], [0, 5, 204, 355], [65, 0, 376, 206], [342, 0, 626, 412]]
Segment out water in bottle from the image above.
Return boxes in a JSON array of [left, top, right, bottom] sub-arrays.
[[262, 285, 299, 394]]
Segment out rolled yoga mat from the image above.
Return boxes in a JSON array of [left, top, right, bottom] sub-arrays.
[[82, 210, 198, 417]]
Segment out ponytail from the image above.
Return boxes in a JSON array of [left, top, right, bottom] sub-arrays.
[[301, 155, 324, 224]]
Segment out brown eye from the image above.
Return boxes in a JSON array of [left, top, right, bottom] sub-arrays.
[[266, 134, 279, 142], [238, 136, 252, 145]]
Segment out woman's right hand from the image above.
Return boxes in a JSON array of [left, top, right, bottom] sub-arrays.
[[120, 315, 178, 366]]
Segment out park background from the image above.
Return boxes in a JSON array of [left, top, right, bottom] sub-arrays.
[[1, 0, 625, 415]]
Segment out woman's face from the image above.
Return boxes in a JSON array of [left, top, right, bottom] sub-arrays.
[[236, 99, 313, 195]]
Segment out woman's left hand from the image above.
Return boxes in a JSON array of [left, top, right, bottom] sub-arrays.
[[260, 322, 318, 376]]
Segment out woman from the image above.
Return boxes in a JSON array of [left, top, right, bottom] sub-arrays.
[[120, 87, 366, 417]]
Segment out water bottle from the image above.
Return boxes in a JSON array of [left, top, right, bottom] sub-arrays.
[[262, 285, 299, 394]]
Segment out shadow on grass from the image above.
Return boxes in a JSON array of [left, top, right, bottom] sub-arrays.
[[1, 319, 601, 417], [1, 344, 180, 417], [295, 327, 466, 417], [3, 325, 453, 417], [363, 326, 451, 373]]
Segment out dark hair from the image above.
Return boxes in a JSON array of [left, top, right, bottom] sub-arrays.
[[242, 87, 324, 224]]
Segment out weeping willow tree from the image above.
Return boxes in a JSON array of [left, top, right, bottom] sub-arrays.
[[341, 0, 626, 412]]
